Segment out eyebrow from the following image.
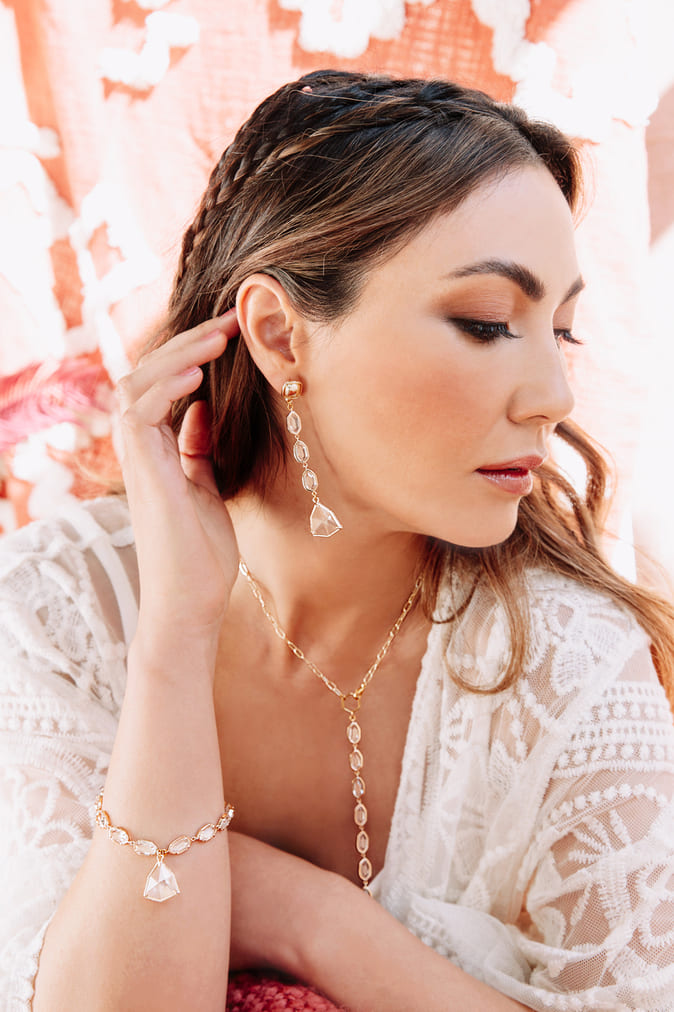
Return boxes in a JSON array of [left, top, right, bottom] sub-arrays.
[[447, 258, 585, 305]]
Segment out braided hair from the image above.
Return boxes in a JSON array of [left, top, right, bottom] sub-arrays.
[[157, 70, 674, 697]]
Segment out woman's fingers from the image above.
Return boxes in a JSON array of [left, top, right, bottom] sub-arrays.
[[118, 309, 238, 408], [118, 328, 228, 413], [113, 312, 241, 635], [116, 311, 237, 449], [119, 366, 204, 441], [178, 400, 220, 496], [138, 309, 240, 366]]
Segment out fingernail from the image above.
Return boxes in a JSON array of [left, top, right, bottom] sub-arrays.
[[182, 365, 202, 375]]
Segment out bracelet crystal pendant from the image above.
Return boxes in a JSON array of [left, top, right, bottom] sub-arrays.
[[95, 791, 234, 902]]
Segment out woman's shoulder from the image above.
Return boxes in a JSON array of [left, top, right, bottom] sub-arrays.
[[0, 496, 137, 716], [525, 563, 647, 629], [523, 565, 651, 676], [0, 495, 136, 611], [445, 564, 654, 704], [0, 494, 133, 567]]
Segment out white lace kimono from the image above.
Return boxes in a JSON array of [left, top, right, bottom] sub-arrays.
[[1, 497, 673, 1011]]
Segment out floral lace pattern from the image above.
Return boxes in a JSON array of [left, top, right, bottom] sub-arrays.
[[1, 498, 674, 1010]]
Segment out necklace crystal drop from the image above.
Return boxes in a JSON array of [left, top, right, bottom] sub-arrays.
[[343, 705, 373, 890], [238, 560, 422, 891]]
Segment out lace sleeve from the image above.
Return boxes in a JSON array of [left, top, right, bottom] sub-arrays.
[[381, 573, 674, 1011], [0, 498, 136, 1011], [513, 640, 674, 1010]]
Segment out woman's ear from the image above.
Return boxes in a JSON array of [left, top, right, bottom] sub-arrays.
[[236, 274, 304, 392]]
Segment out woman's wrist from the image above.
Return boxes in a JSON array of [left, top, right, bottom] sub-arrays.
[[277, 865, 358, 983], [127, 625, 221, 688]]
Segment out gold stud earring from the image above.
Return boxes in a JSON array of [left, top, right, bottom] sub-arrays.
[[282, 380, 343, 537]]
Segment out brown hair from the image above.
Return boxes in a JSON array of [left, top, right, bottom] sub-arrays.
[[155, 69, 674, 698]]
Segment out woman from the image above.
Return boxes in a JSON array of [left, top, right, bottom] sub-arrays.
[[2, 70, 674, 1011]]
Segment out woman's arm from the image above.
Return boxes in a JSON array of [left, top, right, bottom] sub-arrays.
[[299, 878, 533, 1012], [33, 640, 230, 1012], [33, 313, 240, 1012], [227, 642, 674, 1012], [227, 833, 533, 1012]]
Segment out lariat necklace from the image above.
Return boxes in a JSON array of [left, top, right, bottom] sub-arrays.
[[238, 560, 423, 892]]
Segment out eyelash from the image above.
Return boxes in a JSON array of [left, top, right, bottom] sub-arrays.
[[451, 319, 582, 346]]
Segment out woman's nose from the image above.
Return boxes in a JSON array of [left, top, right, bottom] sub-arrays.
[[508, 335, 575, 426]]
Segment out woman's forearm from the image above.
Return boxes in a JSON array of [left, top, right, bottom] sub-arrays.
[[226, 836, 532, 1012], [291, 873, 533, 1012], [34, 633, 230, 1012]]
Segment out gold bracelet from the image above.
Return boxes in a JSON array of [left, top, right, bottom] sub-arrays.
[[94, 790, 234, 903]]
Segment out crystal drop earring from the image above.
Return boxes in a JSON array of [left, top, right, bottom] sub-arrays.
[[282, 380, 343, 537]]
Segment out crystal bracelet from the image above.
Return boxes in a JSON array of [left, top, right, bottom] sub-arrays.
[[94, 790, 235, 903]]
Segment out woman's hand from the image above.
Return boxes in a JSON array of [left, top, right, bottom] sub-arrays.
[[227, 831, 349, 977], [116, 311, 240, 655]]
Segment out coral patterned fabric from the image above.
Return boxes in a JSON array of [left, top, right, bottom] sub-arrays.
[[1, 0, 668, 557], [226, 972, 344, 1011]]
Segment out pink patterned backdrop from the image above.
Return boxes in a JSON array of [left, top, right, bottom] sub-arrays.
[[1, 0, 672, 588]]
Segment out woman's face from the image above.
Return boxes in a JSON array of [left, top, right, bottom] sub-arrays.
[[299, 165, 581, 548]]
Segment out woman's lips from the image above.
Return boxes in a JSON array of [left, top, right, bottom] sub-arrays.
[[476, 456, 543, 496]]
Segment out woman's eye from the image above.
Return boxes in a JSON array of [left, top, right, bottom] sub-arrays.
[[450, 319, 520, 343], [451, 318, 583, 347], [554, 328, 583, 346]]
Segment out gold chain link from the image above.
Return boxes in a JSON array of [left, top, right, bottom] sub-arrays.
[[238, 561, 423, 701]]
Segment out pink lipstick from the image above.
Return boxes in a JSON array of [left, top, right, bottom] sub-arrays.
[[476, 456, 543, 496]]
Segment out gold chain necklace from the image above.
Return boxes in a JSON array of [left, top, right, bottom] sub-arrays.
[[238, 560, 423, 892]]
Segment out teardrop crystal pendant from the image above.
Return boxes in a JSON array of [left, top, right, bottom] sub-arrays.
[[144, 856, 180, 902], [310, 502, 343, 538]]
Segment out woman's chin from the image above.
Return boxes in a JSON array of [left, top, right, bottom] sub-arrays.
[[432, 514, 519, 550]]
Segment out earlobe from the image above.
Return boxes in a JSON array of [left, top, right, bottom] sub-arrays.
[[236, 274, 299, 389]]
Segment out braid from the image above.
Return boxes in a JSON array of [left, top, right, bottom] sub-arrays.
[[172, 149, 230, 297], [169, 71, 579, 321]]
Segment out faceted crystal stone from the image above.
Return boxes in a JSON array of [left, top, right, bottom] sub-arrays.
[[286, 410, 302, 435], [217, 807, 234, 831], [196, 823, 216, 842], [168, 835, 192, 855], [132, 839, 158, 857], [96, 809, 110, 828], [301, 468, 318, 492], [354, 802, 368, 827], [109, 827, 129, 845], [356, 830, 370, 854], [282, 380, 302, 399], [352, 776, 365, 799], [358, 857, 373, 882], [347, 721, 361, 745], [293, 440, 310, 464], [144, 858, 180, 902], [349, 748, 364, 771], [310, 502, 342, 538]]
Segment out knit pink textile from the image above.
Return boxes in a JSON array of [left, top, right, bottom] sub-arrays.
[[226, 972, 345, 1011]]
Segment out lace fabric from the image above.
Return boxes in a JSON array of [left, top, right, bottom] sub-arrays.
[[1, 497, 673, 1010]]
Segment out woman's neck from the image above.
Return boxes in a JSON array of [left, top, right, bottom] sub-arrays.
[[227, 489, 427, 662]]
